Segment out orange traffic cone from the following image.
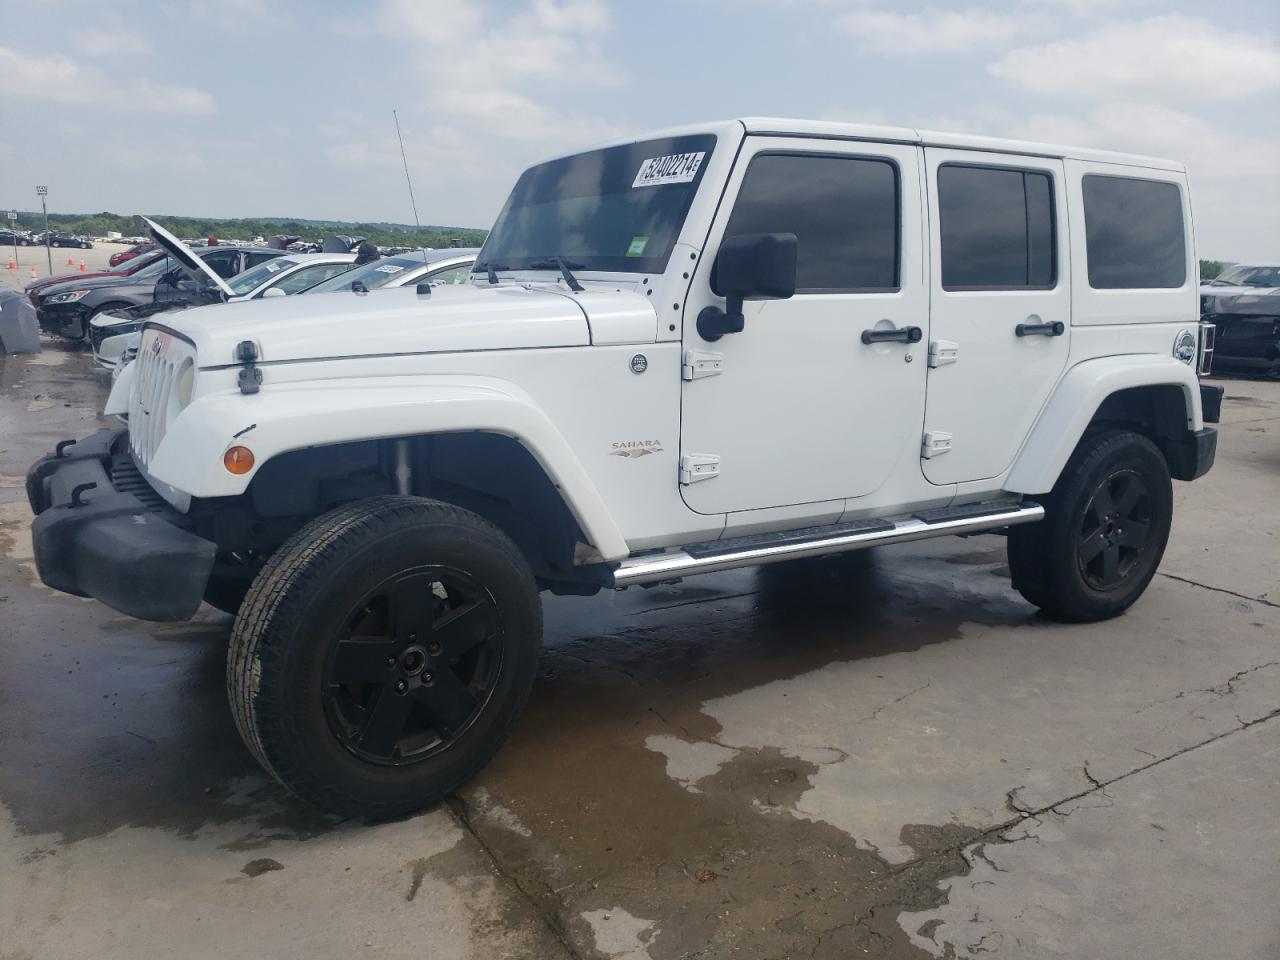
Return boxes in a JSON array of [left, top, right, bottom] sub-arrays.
[[5, 255, 14, 270], [78, 259, 86, 272], [30, 266, 38, 280], [66, 254, 74, 266]]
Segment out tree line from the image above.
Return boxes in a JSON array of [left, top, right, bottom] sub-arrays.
[[7, 211, 486, 249]]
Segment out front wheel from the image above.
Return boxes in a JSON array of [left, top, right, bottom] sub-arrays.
[[227, 496, 542, 819], [1008, 430, 1172, 622]]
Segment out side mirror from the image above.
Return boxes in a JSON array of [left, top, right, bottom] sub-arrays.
[[697, 233, 797, 341], [261, 287, 287, 298]]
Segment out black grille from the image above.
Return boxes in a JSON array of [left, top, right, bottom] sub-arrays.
[[110, 453, 168, 512]]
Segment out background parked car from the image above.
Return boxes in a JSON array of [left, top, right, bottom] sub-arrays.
[[36, 242, 285, 340], [27, 249, 167, 301], [29, 231, 93, 249], [0, 228, 32, 247], [108, 242, 157, 267], [1203, 289, 1280, 378], [303, 247, 478, 295]]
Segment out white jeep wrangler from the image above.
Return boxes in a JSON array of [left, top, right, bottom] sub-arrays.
[[28, 118, 1220, 818]]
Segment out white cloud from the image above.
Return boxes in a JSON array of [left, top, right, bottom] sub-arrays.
[[1011, 102, 1279, 178], [378, 0, 623, 142], [990, 14, 1280, 101], [838, 8, 1041, 54], [71, 27, 153, 58], [0, 46, 216, 115]]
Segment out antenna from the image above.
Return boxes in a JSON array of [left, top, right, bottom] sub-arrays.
[[393, 109, 422, 237]]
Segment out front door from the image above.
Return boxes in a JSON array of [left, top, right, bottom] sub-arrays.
[[921, 150, 1071, 485], [679, 138, 927, 515]]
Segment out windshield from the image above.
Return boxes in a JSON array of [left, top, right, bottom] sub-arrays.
[[131, 256, 174, 280], [227, 257, 298, 295], [477, 133, 716, 275], [1211, 264, 1280, 287], [304, 254, 426, 294], [110, 251, 160, 273]]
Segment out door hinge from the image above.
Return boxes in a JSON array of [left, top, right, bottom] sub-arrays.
[[681, 349, 724, 381], [679, 453, 720, 484], [928, 340, 959, 368], [921, 431, 953, 459]]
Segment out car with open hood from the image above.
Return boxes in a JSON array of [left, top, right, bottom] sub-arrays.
[[38, 220, 286, 340], [88, 219, 357, 366], [29, 118, 1219, 820]]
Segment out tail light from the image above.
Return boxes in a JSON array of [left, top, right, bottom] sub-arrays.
[[1197, 321, 1215, 376]]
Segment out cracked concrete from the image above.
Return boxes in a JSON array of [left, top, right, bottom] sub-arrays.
[[2, 336, 1277, 960]]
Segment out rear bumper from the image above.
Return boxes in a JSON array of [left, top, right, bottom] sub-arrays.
[[1165, 427, 1217, 482], [27, 429, 215, 621]]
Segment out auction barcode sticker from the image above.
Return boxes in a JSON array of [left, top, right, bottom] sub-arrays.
[[632, 152, 706, 188]]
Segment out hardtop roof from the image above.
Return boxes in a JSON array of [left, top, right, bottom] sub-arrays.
[[544, 118, 1185, 173]]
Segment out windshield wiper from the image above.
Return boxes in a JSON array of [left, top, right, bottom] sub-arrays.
[[475, 260, 508, 285], [527, 257, 585, 292]]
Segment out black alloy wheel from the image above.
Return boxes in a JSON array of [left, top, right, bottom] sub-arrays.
[[1075, 469, 1152, 591], [227, 496, 543, 819], [1008, 430, 1172, 622], [323, 566, 503, 765]]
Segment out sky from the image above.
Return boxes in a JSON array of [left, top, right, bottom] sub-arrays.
[[1, 0, 1277, 261]]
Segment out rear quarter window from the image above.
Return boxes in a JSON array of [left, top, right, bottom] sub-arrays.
[[1082, 175, 1186, 289]]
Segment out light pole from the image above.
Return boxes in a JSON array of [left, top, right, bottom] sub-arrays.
[[36, 185, 51, 274], [7, 210, 17, 265]]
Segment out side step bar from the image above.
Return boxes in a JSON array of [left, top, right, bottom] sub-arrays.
[[612, 501, 1044, 587]]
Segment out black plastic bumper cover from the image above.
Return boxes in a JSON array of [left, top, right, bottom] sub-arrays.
[[1200, 383, 1224, 424], [1165, 427, 1217, 482], [27, 429, 216, 621]]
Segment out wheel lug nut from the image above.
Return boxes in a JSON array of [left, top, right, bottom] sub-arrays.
[[422, 672, 433, 684], [395, 680, 407, 693], [427, 642, 441, 656], [385, 657, 397, 669]]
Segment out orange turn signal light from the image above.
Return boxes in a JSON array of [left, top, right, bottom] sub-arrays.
[[223, 445, 255, 475]]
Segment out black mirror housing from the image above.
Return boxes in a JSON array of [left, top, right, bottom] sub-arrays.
[[699, 232, 797, 341]]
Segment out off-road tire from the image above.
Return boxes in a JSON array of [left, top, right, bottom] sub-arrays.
[[227, 496, 542, 819], [1008, 430, 1172, 622]]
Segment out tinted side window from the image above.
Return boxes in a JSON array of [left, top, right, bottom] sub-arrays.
[[1082, 175, 1185, 289], [426, 264, 473, 285], [938, 165, 1057, 290], [724, 154, 899, 292], [202, 251, 240, 279]]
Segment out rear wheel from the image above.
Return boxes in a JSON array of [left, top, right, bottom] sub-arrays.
[[227, 496, 542, 819], [1008, 430, 1172, 622]]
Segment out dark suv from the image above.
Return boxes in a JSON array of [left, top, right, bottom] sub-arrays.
[[35, 245, 285, 340]]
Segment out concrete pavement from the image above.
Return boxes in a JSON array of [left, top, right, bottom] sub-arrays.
[[1, 338, 1276, 959]]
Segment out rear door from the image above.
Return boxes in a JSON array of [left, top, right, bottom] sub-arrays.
[[921, 150, 1071, 484]]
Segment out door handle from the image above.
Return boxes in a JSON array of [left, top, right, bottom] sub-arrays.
[[1015, 321, 1065, 337], [861, 325, 923, 345]]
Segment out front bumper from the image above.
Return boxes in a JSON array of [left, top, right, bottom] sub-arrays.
[[27, 429, 216, 621], [36, 302, 92, 339]]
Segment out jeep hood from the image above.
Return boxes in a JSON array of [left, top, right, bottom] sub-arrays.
[[161, 284, 609, 366]]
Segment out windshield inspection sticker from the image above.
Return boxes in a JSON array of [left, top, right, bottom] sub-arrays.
[[374, 264, 405, 274], [632, 152, 706, 188], [626, 236, 649, 257]]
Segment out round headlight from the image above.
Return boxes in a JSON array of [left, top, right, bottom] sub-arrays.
[[1173, 329, 1196, 365]]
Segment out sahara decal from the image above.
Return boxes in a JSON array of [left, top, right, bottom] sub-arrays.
[[609, 440, 664, 459]]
